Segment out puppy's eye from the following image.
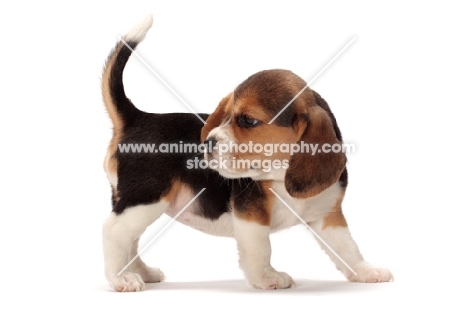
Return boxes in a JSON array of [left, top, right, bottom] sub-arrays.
[[237, 114, 260, 128]]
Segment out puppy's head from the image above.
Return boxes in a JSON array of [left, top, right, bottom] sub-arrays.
[[201, 69, 346, 198]]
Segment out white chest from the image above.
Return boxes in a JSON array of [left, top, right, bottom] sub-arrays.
[[269, 181, 342, 232]]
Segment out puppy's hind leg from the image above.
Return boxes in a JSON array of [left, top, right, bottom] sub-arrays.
[[102, 202, 168, 292], [129, 238, 165, 283]]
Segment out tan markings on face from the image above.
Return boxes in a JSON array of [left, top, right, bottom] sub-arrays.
[[233, 181, 273, 226], [230, 97, 299, 162], [322, 191, 348, 229], [233, 97, 270, 123]]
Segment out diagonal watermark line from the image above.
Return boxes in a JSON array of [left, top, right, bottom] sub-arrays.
[[268, 37, 356, 124], [117, 188, 206, 276], [120, 38, 207, 124], [268, 188, 357, 275]]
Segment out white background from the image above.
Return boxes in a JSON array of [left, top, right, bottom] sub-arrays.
[[1, 0, 467, 309]]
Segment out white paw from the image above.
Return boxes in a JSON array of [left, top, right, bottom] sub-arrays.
[[139, 266, 165, 283], [248, 269, 295, 290], [110, 271, 145, 292], [349, 262, 394, 283]]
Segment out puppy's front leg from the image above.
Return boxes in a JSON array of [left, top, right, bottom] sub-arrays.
[[232, 180, 294, 290], [233, 216, 294, 289], [310, 200, 393, 283]]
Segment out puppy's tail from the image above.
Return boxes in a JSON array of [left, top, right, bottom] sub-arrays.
[[101, 15, 153, 133]]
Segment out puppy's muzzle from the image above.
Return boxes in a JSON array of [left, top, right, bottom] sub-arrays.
[[204, 137, 218, 156]]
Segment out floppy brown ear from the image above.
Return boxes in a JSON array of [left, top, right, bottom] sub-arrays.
[[200, 93, 233, 142], [285, 105, 346, 198]]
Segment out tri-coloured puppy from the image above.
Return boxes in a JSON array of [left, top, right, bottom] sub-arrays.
[[102, 16, 393, 292]]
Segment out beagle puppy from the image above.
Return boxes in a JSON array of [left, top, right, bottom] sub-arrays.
[[102, 16, 393, 292]]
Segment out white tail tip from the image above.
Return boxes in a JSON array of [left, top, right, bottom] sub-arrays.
[[123, 14, 154, 42]]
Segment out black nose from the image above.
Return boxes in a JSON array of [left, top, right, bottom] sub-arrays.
[[204, 137, 217, 154]]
